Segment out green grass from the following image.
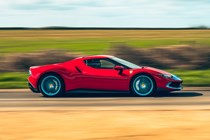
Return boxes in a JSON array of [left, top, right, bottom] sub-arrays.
[[0, 72, 28, 89], [0, 70, 210, 89], [1, 38, 210, 55], [0, 39, 110, 55], [1, 29, 210, 55]]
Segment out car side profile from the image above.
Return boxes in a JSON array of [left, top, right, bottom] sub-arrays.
[[28, 55, 183, 97]]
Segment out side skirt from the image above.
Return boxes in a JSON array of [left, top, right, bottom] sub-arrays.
[[66, 89, 130, 94]]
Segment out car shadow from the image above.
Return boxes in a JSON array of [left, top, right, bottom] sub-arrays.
[[50, 90, 203, 98], [154, 91, 203, 98]]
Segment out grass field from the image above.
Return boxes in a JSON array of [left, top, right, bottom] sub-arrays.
[[0, 29, 210, 88], [1, 30, 210, 54]]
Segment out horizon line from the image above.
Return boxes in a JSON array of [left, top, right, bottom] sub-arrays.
[[0, 26, 209, 30]]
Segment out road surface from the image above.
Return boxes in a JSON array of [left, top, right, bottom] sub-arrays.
[[0, 89, 209, 109]]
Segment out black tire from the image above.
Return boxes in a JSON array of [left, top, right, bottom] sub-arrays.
[[130, 74, 156, 97], [39, 73, 65, 97]]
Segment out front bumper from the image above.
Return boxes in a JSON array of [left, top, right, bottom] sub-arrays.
[[166, 81, 183, 91]]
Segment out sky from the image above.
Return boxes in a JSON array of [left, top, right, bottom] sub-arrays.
[[0, 0, 210, 27]]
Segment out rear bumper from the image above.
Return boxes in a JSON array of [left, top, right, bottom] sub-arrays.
[[28, 82, 39, 93]]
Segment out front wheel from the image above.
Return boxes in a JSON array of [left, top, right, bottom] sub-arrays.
[[131, 75, 156, 97], [39, 74, 65, 97]]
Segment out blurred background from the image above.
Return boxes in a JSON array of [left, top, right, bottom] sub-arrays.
[[1, 2, 210, 140], [0, 0, 210, 89]]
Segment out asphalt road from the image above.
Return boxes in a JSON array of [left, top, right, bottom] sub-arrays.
[[0, 89, 209, 109]]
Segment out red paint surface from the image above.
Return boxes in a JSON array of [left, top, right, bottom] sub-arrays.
[[28, 55, 182, 92]]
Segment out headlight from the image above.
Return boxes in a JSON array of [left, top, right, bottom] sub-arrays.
[[159, 74, 173, 79], [159, 74, 181, 80]]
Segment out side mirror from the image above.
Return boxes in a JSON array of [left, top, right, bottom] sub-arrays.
[[114, 65, 124, 74]]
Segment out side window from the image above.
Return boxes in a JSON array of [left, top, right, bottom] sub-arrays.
[[85, 59, 101, 68], [85, 58, 116, 69], [100, 59, 115, 68]]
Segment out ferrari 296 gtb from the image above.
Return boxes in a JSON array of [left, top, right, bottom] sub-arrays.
[[28, 55, 183, 97]]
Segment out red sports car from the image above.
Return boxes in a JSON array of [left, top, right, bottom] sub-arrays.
[[28, 55, 183, 97]]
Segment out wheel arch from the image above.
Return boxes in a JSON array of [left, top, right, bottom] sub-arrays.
[[37, 71, 65, 92], [129, 72, 157, 90]]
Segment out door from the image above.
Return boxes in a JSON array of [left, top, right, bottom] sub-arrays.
[[82, 58, 129, 90]]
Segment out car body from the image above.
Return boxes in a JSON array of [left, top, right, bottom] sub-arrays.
[[28, 55, 183, 97]]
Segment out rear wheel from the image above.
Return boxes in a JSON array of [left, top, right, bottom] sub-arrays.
[[39, 74, 65, 97], [131, 74, 156, 97]]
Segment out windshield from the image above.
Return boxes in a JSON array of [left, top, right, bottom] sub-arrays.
[[110, 57, 140, 69]]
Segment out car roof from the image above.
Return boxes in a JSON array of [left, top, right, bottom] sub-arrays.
[[83, 55, 114, 59]]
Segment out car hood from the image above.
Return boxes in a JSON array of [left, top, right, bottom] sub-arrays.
[[136, 66, 171, 75]]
